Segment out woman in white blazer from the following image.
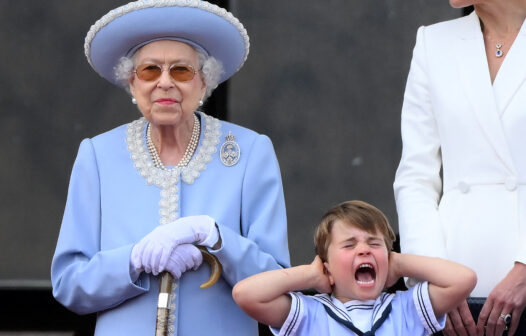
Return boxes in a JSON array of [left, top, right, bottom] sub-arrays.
[[394, 1, 526, 335]]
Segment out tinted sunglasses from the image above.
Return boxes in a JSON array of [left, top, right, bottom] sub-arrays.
[[134, 63, 198, 82]]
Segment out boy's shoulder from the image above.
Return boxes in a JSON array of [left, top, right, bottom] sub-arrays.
[[390, 282, 446, 335], [271, 292, 332, 336]]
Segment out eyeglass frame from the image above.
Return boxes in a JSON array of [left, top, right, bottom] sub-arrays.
[[133, 63, 199, 82]]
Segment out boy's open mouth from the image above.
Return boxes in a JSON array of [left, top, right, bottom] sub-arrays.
[[354, 263, 376, 286]]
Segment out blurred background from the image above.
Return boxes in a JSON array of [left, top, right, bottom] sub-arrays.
[[0, 1, 466, 334]]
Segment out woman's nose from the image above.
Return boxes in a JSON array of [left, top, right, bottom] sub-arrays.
[[157, 68, 175, 89]]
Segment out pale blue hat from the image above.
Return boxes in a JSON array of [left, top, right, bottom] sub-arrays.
[[84, 0, 250, 87]]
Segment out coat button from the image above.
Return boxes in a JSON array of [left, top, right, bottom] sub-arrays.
[[505, 177, 518, 191], [458, 181, 470, 193]]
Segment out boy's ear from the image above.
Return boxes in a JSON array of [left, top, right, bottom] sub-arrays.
[[323, 261, 335, 286]]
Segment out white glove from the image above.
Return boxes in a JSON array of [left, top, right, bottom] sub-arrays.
[[130, 243, 204, 278], [164, 243, 203, 278], [131, 215, 218, 276]]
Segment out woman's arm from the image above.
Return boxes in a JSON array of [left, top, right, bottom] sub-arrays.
[[51, 139, 148, 314], [387, 252, 477, 317], [233, 256, 331, 328], [393, 26, 447, 270]]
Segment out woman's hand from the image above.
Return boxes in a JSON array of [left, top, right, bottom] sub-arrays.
[[165, 244, 203, 278], [477, 262, 526, 336], [131, 243, 203, 278], [442, 300, 477, 336], [131, 215, 217, 275]]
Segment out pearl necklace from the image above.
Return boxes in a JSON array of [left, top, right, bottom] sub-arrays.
[[146, 114, 200, 170]]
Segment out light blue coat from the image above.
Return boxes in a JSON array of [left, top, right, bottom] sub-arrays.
[[51, 113, 290, 335]]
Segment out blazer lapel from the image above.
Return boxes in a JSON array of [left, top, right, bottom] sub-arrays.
[[492, 18, 526, 115], [455, 11, 516, 173]]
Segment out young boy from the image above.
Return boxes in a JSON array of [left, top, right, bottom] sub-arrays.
[[233, 200, 477, 335]]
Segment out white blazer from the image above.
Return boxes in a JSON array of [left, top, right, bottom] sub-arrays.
[[394, 11, 526, 296]]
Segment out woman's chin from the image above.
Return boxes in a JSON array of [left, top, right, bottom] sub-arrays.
[[144, 109, 187, 126]]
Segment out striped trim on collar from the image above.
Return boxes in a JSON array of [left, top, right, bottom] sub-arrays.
[[312, 292, 395, 327]]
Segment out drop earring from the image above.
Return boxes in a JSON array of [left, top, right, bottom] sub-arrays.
[[199, 100, 203, 107], [132, 97, 137, 104]]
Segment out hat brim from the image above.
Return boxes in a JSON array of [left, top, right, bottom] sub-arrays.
[[86, 3, 249, 87]]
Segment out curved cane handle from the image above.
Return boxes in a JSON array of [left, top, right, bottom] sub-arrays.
[[197, 246, 222, 289]]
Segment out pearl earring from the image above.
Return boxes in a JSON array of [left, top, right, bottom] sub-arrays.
[[199, 100, 203, 107], [132, 97, 137, 104]]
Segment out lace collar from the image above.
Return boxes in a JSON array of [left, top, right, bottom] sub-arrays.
[[126, 112, 221, 184]]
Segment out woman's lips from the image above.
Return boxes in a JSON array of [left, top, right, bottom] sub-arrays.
[[155, 98, 179, 105]]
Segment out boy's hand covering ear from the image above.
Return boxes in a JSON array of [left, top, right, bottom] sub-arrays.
[[311, 256, 332, 294], [385, 251, 402, 288]]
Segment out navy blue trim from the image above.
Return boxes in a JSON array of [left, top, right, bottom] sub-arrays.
[[416, 283, 437, 334], [316, 295, 352, 322], [284, 292, 301, 336], [323, 301, 393, 335], [346, 303, 374, 313], [372, 293, 391, 322]]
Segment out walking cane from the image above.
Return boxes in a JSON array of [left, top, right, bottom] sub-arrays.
[[155, 246, 222, 335]]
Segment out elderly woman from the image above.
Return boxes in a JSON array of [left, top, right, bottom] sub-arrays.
[[394, 1, 526, 336], [50, 1, 289, 335]]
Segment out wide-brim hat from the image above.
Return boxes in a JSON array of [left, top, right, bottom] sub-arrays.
[[84, 0, 250, 87]]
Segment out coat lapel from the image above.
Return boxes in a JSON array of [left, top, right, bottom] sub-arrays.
[[455, 11, 516, 173], [492, 18, 526, 115]]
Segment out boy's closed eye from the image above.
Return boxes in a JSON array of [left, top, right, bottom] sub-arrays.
[[341, 238, 384, 249], [368, 239, 384, 248]]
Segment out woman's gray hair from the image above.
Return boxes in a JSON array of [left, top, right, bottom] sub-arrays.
[[114, 45, 224, 101]]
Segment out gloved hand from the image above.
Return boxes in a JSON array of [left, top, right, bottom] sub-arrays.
[[130, 243, 204, 278], [164, 243, 203, 278], [131, 215, 218, 276]]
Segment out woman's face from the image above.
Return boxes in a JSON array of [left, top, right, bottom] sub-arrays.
[[129, 40, 206, 127]]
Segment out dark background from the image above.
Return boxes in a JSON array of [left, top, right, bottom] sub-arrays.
[[0, 1, 466, 334]]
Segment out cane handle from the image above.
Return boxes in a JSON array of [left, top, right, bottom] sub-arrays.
[[198, 246, 222, 289]]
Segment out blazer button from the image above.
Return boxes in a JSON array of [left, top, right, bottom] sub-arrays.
[[458, 181, 470, 193], [505, 177, 518, 191]]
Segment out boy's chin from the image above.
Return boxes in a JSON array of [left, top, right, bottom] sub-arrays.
[[354, 287, 382, 300], [335, 284, 383, 302], [356, 291, 381, 301]]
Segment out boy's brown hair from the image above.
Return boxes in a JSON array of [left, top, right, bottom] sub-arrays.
[[314, 200, 396, 261]]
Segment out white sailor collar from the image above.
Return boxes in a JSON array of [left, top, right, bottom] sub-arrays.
[[312, 292, 395, 333]]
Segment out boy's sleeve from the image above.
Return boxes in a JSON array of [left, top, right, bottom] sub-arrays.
[[411, 281, 446, 334], [269, 292, 305, 336]]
